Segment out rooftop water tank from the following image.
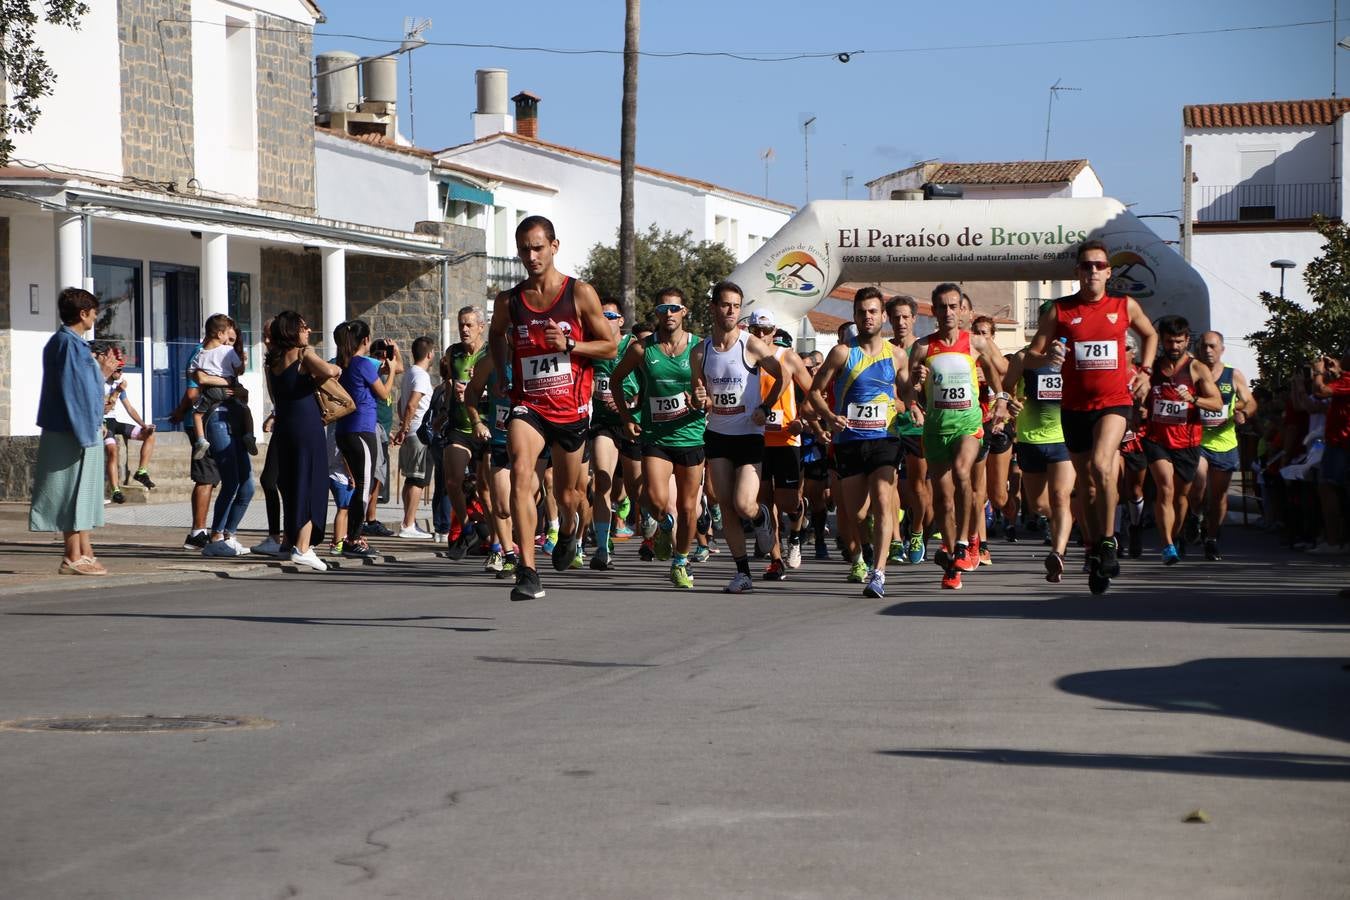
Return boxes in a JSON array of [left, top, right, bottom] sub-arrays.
[[316, 51, 359, 115], [476, 68, 508, 115], [362, 56, 398, 105]]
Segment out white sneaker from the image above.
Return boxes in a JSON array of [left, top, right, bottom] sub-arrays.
[[723, 571, 755, 594], [1307, 542, 1347, 556], [786, 541, 802, 569], [433, 532, 447, 543], [192, 438, 210, 461], [250, 536, 283, 557], [290, 548, 328, 571], [398, 525, 434, 540], [753, 504, 775, 557], [224, 537, 252, 556], [201, 539, 239, 558]]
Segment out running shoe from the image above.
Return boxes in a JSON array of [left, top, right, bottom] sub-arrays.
[[1044, 551, 1064, 584], [589, 551, 615, 570], [398, 525, 434, 540], [906, 533, 925, 565], [570, 544, 585, 569], [814, 540, 830, 561], [653, 527, 673, 562], [362, 520, 395, 537], [499, 553, 518, 578], [641, 514, 659, 539], [328, 541, 344, 557], [710, 504, 724, 533], [342, 540, 375, 559], [847, 559, 868, 583], [551, 529, 578, 572], [251, 536, 283, 557], [863, 568, 886, 599], [132, 470, 156, 490], [954, 546, 978, 573], [689, 544, 711, 563], [941, 569, 962, 590], [785, 540, 802, 570], [111, 490, 125, 504], [639, 538, 656, 561], [979, 546, 993, 567], [1004, 522, 1018, 543], [1204, 539, 1222, 561], [723, 571, 754, 594], [888, 539, 907, 565], [1098, 537, 1121, 577], [183, 531, 210, 551], [542, 527, 559, 554], [202, 539, 240, 558], [613, 522, 635, 541], [670, 563, 694, 589], [511, 566, 545, 601], [616, 496, 632, 522], [289, 548, 328, 572], [1128, 523, 1143, 559], [753, 504, 774, 558], [1183, 512, 1202, 547], [1161, 544, 1180, 566], [486, 550, 505, 573], [763, 559, 787, 582]]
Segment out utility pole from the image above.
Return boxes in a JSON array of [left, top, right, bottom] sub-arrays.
[[402, 17, 431, 143], [1043, 78, 1081, 161], [800, 114, 816, 205], [619, 0, 639, 327]]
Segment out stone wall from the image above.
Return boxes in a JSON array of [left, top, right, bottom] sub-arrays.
[[0, 436, 39, 502], [345, 256, 442, 358], [432, 222, 489, 315], [259, 248, 322, 337], [0, 216, 10, 437], [119, 0, 194, 189], [255, 13, 316, 212]]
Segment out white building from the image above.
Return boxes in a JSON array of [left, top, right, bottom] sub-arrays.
[[430, 71, 795, 290], [1183, 98, 1348, 378], [0, 0, 476, 463]]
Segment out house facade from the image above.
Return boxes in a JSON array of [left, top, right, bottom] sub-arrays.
[[0, 0, 482, 498], [1183, 98, 1349, 378]]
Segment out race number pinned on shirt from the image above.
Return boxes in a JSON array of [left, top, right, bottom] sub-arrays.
[[594, 374, 612, 404], [846, 400, 890, 430], [494, 405, 510, 429], [523, 352, 572, 394], [1074, 340, 1118, 371], [650, 393, 689, 422], [710, 387, 745, 416], [1200, 405, 1230, 427], [1152, 396, 1190, 424], [1035, 372, 1063, 401], [765, 407, 785, 429]]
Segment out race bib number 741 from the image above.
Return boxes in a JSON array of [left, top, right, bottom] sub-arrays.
[[523, 352, 572, 393]]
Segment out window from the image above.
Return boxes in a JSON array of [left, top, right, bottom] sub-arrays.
[[91, 257, 144, 369], [228, 272, 253, 371]]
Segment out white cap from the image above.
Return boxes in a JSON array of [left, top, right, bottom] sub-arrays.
[[747, 308, 777, 329]]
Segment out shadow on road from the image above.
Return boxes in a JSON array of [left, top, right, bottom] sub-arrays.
[[877, 748, 1350, 781], [7, 611, 495, 632]]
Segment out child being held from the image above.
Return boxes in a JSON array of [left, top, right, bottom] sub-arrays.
[[190, 323, 257, 459]]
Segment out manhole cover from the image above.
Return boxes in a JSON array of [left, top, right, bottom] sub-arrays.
[[0, 715, 276, 734]]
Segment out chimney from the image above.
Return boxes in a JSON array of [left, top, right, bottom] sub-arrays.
[[513, 91, 540, 139]]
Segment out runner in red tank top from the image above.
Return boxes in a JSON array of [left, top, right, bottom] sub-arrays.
[[1025, 239, 1157, 594], [1140, 315, 1222, 565], [488, 215, 617, 601]]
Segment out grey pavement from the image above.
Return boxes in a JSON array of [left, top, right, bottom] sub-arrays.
[[0, 529, 1347, 898]]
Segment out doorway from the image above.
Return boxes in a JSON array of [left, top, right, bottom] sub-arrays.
[[150, 263, 201, 430]]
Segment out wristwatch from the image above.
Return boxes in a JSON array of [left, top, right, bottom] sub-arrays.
[[565, 336, 576, 353]]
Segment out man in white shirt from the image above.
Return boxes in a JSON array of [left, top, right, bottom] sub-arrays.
[[393, 336, 436, 538]]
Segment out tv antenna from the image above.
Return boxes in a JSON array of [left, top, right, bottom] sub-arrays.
[[1043, 78, 1081, 160], [799, 113, 817, 204], [760, 147, 775, 198], [402, 16, 432, 143], [842, 169, 854, 199]]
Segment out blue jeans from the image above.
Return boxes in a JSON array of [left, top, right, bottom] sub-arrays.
[[430, 443, 452, 534], [207, 408, 254, 535]]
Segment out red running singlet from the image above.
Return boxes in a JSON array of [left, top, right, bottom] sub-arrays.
[[508, 276, 593, 423], [1053, 293, 1132, 411], [1144, 357, 1202, 450]]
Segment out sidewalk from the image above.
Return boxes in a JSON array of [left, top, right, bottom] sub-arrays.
[[0, 500, 442, 597]]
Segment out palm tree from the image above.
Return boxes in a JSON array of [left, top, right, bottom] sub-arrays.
[[619, 0, 640, 328]]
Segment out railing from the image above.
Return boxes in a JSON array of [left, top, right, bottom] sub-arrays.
[[1195, 182, 1339, 223], [486, 256, 526, 294]]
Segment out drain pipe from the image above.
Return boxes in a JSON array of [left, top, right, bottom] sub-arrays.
[[441, 258, 452, 350]]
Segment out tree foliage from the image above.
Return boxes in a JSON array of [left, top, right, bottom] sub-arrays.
[[1246, 216, 1350, 384], [0, 0, 90, 165], [580, 225, 737, 335]]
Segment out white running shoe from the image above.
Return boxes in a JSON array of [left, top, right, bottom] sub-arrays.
[[224, 537, 252, 556], [863, 568, 886, 599], [290, 548, 328, 571], [201, 539, 239, 558], [723, 571, 755, 594], [1307, 542, 1348, 556], [398, 525, 434, 540], [250, 536, 283, 557], [753, 504, 775, 558], [786, 540, 802, 569]]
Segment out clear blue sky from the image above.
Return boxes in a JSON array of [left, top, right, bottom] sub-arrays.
[[312, 0, 1344, 237]]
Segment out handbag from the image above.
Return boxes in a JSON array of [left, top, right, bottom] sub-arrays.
[[314, 375, 356, 425]]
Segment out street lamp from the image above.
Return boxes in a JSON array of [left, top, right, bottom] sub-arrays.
[[1270, 258, 1296, 297]]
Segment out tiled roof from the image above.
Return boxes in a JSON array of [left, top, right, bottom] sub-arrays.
[[316, 127, 436, 159], [1183, 98, 1350, 128], [438, 132, 796, 211], [929, 160, 1088, 185]]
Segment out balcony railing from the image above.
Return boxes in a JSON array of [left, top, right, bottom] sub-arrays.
[[486, 255, 526, 295], [1195, 182, 1338, 223]]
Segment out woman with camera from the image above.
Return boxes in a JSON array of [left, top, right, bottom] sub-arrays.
[[332, 320, 398, 558]]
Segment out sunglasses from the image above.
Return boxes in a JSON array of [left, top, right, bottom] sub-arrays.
[[603, 311, 622, 320], [1077, 260, 1112, 271], [654, 303, 683, 314]]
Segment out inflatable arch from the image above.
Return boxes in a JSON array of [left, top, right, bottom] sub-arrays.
[[729, 198, 1208, 333]]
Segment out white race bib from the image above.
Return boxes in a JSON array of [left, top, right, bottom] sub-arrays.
[[846, 401, 890, 430], [1152, 396, 1190, 424], [522, 352, 572, 394], [709, 387, 746, 415], [934, 382, 972, 410], [1074, 340, 1118, 371], [765, 407, 785, 429], [649, 393, 688, 422], [494, 405, 509, 429], [1200, 405, 1229, 427], [1035, 372, 1063, 401]]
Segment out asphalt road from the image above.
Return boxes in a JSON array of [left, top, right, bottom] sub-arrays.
[[1, 532, 1347, 899]]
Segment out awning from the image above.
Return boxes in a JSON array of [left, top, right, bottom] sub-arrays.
[[443, 178, 494, 206]]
